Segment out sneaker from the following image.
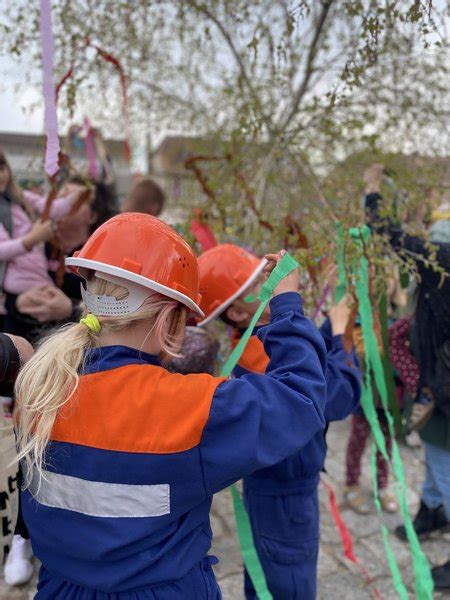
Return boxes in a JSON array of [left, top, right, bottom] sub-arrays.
[[344, 485, 371, 514], [3, 535, 34, 587], [395, 502, 450, 542], [432, 560, 450, 590], [379, 489, 398, 513]]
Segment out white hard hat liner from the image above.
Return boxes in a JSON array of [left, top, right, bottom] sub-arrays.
[[81, 272, 152, 316]]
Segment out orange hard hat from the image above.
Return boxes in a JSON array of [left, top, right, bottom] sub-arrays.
[[197, 244, 266, 325], [66, 213, 203, 316]]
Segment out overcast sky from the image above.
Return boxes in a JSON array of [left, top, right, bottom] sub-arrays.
[[0, 55, 43, 133], [1, 2, 448, 143], [0, 89, 42, 133]]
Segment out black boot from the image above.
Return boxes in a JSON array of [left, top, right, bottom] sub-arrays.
[[432, 561, 450, 590], [395, 501, 449, 541]]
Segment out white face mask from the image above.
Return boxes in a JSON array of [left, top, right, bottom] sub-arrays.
[[81, 272, 151, 317]]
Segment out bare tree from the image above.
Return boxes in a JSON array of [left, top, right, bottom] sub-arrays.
[[0, 0, 448, 288]]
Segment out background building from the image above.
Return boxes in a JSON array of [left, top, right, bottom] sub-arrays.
[[0, 131, 133, 197]]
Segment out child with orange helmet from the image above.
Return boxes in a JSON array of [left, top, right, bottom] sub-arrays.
[[198, 243, 361, 600], [14, 214, 327, 599]]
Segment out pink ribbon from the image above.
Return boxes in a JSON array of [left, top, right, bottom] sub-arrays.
[[312, 283, 330, 321], [84, 118, 99, 179], [321, 479, 382, 599], [39, 0, 60, 177]]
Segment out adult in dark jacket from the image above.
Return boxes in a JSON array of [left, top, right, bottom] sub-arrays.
[[364, 164, 450, 590], [0, 332, 33, 396]]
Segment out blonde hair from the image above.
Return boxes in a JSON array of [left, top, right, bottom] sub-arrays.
[[15, 275, 187, 488]]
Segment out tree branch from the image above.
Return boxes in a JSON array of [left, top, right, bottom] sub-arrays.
[[276, 0, 335, 133], [286, 148, 339, 221], [188, 1, 274, 131], [192, 4, 252, 92], [134, 76, 208, 116]]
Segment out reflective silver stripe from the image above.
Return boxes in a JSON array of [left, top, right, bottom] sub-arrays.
[[29, 470, 170, 518]]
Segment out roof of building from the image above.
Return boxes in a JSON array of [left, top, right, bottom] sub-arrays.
[[0, 131, 127, 157]]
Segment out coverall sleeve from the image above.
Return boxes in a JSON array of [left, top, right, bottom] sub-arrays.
[[200, 292, 327, 494], [319, 317, 333, 352], [323, 332, 361, 422]]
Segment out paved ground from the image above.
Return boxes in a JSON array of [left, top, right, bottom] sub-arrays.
[[3, 418, 449, 599]]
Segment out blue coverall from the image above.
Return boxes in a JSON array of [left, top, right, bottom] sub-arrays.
[[236, 320, 361, 600]]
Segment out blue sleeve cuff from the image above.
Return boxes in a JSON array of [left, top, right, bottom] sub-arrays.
[[331, 334, 344, 350], [268, 291, 303, 320], [319, 318, 332, 338]]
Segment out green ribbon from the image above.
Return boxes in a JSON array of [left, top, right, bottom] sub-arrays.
[[370, 442, 408, 600], [350, 226, 433, 600], [230, 486, 273, 600], [400, 268, 409, 289], [335, 222, 347, 302], [221, 252, 299, 600], [221, 253, 299, 378], [244, 294, 258, 303], [379, 292, 404, 438]]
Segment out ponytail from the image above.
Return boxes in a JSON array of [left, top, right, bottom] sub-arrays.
[[15, 322, 93, 487]]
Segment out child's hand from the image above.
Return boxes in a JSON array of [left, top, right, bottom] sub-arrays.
[[264, 250, 300, 297], [23, 219, 54, 250], [17, 286, 72, 322], [328, 293, 354, 336]]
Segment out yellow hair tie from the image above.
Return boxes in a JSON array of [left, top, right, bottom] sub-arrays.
[[80, 314, 102, 334]]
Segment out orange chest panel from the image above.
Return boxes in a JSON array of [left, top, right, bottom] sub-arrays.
[[233, 334, 269, 374], [51, 364, 226, 454]]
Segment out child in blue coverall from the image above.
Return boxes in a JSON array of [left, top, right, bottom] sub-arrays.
[[15, 218, 327, 600], [198, 245, 361, 600], [240, 297, 361, 600]]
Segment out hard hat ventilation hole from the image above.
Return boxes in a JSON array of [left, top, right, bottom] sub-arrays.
[[178, 256, 189, 269]]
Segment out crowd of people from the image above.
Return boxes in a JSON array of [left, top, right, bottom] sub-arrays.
[[0, 147, 448, 599]]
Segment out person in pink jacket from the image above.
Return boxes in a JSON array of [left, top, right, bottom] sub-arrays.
[[0, 151, 85, 340]]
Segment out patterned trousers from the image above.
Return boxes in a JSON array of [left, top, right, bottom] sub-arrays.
[[345, 414, 392, 490]]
